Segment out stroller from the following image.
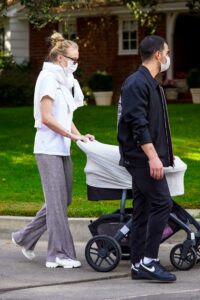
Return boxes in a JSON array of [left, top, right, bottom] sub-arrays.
[[77, 140, 200, 272]]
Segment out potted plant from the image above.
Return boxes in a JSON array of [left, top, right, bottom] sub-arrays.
[[162, 79, 179, 101], [81, 85, 94, 105], [88, 70, 113, 106], [187, 68, 200, 104], [175, 71, 188, 93]]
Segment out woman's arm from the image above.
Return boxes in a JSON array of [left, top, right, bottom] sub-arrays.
[[71, 122, 81, 136], [40, 96, 87, 142], [71, 122, 95, 141]]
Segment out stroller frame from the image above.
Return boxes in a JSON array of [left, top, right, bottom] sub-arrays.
[[76, 139, 199, 272], [85, 189, 200, 272]]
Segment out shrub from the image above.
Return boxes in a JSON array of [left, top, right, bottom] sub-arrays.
[[162, 79, 177, 88], [0, 51, 14, 69], [187, 69, 200, 89], [88, 70, 113, 92], [81, 85, 95, 105], [175, 71, 187, 79], [0, 62, 36, 107]]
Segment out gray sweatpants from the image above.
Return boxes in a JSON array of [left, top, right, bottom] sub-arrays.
[[12, 154, 76, 262]]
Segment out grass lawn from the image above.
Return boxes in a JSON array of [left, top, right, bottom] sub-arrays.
[[0, 104, 200, 217]]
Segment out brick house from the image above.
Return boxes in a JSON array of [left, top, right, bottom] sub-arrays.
[[1, 0, 200, 101]]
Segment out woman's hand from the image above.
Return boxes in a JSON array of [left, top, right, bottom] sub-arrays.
[[71, 133, 95, 143], [72, 134, 88, 143], [84, 134, 95, 141]]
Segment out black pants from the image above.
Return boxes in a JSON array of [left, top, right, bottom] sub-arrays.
[[126, 166, 173, 264]]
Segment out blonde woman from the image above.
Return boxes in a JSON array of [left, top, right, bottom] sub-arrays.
[[12, 32, 94, 268]]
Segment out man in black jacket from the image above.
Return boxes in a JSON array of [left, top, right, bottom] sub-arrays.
[[117, 35, 176, 282]]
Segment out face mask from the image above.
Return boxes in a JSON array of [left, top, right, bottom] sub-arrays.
[[160, 55, 170, 72], [65, 59, 78, 74]]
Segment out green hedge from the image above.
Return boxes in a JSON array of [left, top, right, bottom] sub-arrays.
[[0, 63, 36, 107]]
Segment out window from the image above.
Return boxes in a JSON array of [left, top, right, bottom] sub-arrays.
[[118, 16, 138, 55], [59, 19, 77, 41], [0, 27, 5, 52]]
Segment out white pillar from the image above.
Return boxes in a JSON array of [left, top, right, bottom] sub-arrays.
[[9, 17, 29, 63], [166, 12, 178, 79], [4, 18, 11, 52], [4, 2, 29, 63]]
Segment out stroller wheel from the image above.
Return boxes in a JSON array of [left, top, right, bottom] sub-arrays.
[[85, 235, 121, 272], [170, 243, 197, 270], [195, 238, 200, 263]]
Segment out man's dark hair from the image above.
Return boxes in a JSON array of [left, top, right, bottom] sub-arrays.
[[139, 35, 167, 62]]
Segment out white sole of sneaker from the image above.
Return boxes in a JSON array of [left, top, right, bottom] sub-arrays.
[[46, 262, 59, 268], [21, 248, 36, 260], [11, 235, 18, 246], [55, 257, 81, 268], [12, 234, 36, 260]]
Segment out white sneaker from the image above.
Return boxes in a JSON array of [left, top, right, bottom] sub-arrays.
[[55, 257, 81, 268], [46, 261, 59, 268], [11, 233, 36, 260], [21, 248, 36, 260]]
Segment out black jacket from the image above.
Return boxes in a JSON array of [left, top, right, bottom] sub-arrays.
[[117, 65, 173, 168]]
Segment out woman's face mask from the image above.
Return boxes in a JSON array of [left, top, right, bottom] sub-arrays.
[[65, 58, 78, 73]]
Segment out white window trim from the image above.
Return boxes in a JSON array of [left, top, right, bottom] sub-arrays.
[[118, 15, 138, 56], [58, 18, 77, 40]]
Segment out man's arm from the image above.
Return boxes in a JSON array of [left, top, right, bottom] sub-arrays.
[[141, 143, 164, 180], [123, 83, 163, 180]]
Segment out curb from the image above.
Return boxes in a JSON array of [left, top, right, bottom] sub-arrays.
[[0, 216, 95, 242], [0, 209, 200, 243]]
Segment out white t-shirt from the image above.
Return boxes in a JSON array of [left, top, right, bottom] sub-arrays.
[[33, 62, 84, 156]]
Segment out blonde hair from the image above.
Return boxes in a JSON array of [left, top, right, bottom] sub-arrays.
[[49, 31, 78, 61]]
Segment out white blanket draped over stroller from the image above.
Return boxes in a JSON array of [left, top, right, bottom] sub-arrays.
[[77, 140, 187, 197]]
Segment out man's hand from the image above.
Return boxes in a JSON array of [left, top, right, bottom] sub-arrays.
[[141, 143, 164, 180], [149, 156, 164, 180]]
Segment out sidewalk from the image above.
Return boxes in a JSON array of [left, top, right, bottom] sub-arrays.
[[1, 236, 200, 300], [0, 211, 200, 300]]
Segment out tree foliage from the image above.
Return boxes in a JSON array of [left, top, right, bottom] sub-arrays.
[[0, 0, 200, 30], [186, 0, 200, 13], [125, 0, 200, 33], [125, 0, 158, 34], [20, 0, 63, 28]]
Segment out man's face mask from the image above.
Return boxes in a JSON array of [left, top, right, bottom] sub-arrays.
[[160, 55, 170, 73]]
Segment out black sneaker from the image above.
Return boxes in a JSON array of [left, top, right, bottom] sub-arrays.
[[131, 264, 151, 280], [139, 260, 176, 282]]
